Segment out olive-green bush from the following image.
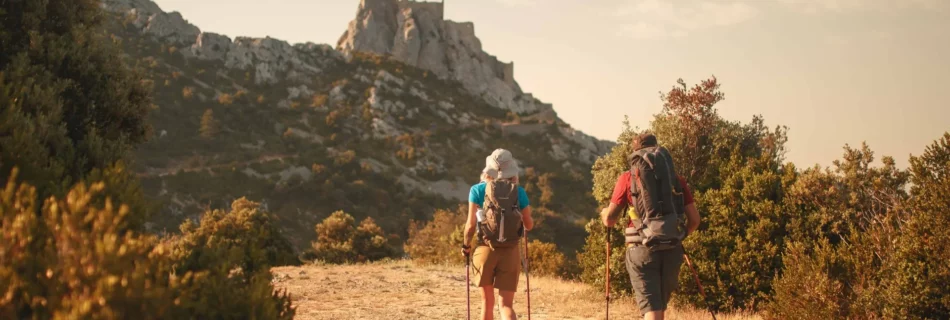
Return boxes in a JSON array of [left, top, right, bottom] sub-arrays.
[[768, 133, 950, 319], [404, 206, 468, 265], [0, 170, 295, 319], [308, 211, 397, 264], [0, 0, 152, 218], [526, 239, 568, 278], [165, 197, 298, 319], [0, 171, 186, 319]]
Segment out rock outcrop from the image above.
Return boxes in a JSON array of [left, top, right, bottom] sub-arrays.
[[338, 0, 538, 114], [103, 0, 343, 85], [337, 0, 611, 157]]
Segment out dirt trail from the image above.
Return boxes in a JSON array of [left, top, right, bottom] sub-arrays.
[[137, 154, 294, 177], [271, 260, 760, 320]]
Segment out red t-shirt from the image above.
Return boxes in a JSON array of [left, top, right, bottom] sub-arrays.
[[610, 171, 694, 208]]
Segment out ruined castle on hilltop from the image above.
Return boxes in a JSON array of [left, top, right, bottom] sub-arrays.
[[397, 0, 445, 20], [339, 0, 523, 112]]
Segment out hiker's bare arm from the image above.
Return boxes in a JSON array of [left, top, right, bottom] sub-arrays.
[[522, 206, 533, 231], [685, 203, 700, 236], [463, 202, 478, 245], [600, 202, 622, 227]]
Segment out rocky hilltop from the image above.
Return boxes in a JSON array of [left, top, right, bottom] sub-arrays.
[[338, 1, 533, 113], [103, 0, 343, 86], [101, 0, 610, 254], [104, 0, 610, 160], [336, 1, 610, 156]]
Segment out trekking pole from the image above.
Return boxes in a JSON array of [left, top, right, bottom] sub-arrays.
[[605, 228, 611, 320], [683, 250, 717, 320], [466, 252, 471, 320], [523, 233, 532, 320]]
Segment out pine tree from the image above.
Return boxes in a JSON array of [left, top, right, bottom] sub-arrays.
[[199, 109, 218, 138], [0, 0, 152, 224]]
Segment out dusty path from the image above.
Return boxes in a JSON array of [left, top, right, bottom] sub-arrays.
[[272, 260, 760, 320], [136, 153, 294, 177]]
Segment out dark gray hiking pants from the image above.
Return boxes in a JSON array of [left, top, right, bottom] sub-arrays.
[[625, 244, 684, 315]]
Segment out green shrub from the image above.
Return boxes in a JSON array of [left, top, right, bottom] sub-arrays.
[[526, 240, 568, 278], [0, 0, 151, 220], [0, 166, 297, 319], [768, 133, 950, 319], [166, 198, 299, 319], [161, 197, 297, 319], [404, 206, 467, 265], [353, 217, 397, 262], [84, 161, 156, 231], [308, 211, 357, 263], [766, 241, 849, 320], [765, 145, 911, 318], [308, 211, 397, 264], [171, 197, 299, 271], [0, 171, 190, 319], [0, 171, 295, 319], [199, 109, 218, 139], [217, 93, 234, 105]]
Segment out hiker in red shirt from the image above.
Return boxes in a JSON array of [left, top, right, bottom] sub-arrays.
[[600, 133, 702, 320], [607, 173, 696, 230]]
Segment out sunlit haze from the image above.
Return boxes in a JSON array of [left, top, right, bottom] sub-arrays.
[[153, 0, 950, 168]]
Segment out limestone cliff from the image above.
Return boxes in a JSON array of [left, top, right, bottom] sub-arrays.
[[337, 0, 610, 156], [103, 0, 343, 86], [338, 1, 532, 113]]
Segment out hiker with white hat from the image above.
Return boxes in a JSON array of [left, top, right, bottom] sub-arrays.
[[462, 148, 534, 320]]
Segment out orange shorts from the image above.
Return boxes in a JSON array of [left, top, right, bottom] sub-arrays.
[[471, 245, 522, 292]]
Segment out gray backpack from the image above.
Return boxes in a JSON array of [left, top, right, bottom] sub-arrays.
[[624, 145, 687, 251], [478, 179, 524, 248]]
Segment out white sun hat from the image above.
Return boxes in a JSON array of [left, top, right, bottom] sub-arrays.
[[482, 148, 521, 180]]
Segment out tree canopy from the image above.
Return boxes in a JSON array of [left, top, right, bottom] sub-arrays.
[[0, 0, 152, 227]]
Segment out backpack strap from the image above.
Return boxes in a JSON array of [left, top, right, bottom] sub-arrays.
[[513, 185, 525, 237], [633, 167, 643, 196], [655, 147, 683, 196], [627, 168, 644, 229], [484, 181, 499, 209], [508, 183, 519, 210]]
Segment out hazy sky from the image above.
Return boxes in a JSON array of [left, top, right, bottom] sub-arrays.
[[153, 0, 949, 169]]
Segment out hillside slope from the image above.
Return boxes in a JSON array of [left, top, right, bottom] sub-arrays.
[[271, 260, 760, 319], [102, 0, 612, 253]]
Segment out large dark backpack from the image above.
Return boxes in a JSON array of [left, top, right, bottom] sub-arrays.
[[624, 145, 687, 251], [478, 179, 524, 248]]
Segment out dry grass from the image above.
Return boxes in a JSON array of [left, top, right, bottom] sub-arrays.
[[272, 260, 760, 320]]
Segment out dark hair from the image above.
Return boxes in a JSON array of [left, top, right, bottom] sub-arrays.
[[632, 132, 658, 150]]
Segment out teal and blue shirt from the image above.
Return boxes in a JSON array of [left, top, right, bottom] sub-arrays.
[[468, 182, 530, 210]]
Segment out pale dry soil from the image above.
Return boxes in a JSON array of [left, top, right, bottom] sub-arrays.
[[272, 260, 760, 320]]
